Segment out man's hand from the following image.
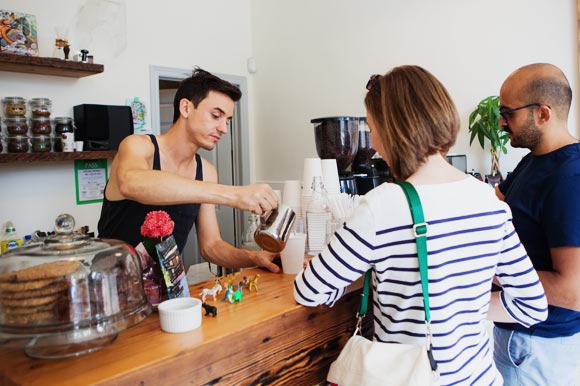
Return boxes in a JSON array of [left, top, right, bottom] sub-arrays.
[[232, 184, 279, 215], [248, 251, 281, 273]]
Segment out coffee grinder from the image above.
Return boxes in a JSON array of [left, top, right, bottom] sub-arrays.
[[351, 117, 393, 194], [311, 116, 359, 194]]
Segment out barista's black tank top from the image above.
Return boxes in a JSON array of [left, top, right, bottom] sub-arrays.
[[97, 134, 202, 252]]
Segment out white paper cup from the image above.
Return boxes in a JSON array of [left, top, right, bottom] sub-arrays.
[[158, 297, 202, 333], [282, 180, 301, 208], [75, 141, 84, 152], [321, 159, 340, 194], [62, 133, 75, 152], [302, 158, 322, 196], [280, 233, 307, 274]]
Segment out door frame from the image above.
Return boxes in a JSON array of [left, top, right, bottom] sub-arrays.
[[149, 65, 251, 248]]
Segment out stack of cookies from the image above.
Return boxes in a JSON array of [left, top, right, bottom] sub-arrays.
[[0, 261, 82, 326]]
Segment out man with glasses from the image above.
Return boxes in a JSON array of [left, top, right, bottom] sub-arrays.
[[493, 63, 580, 385]]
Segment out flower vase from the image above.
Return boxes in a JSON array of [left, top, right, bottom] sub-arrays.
[[142, 236, 168, 303]]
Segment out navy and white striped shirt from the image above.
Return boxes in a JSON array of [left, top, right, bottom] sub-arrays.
[[294, 177, 548, 386]]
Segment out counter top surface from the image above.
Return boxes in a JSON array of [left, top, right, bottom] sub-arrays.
[[0, 267, 364, 386]]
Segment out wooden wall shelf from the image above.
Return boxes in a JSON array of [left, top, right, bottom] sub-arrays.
[[0, 53, 104, 78], [0, 150, 116, 164]]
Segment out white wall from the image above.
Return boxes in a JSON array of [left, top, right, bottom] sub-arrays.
[[250, 0, 579, 183], [0, 0, 255, 236], [1, 0, 578, 238]]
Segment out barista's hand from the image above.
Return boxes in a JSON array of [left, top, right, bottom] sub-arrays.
[[249, 251, 280, 273], [233, 184, 279, 215]]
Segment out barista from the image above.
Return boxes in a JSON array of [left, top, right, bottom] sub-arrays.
[[98, 68, 281, 273]]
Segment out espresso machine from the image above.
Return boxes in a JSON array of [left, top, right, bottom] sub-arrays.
[[311, 116, 359, 194], [351, 117, 393, 194]]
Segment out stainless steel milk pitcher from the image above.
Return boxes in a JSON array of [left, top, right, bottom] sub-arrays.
[[254, 204, 296, 253]]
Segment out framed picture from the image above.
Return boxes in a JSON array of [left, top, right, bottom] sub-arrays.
[[0, 10, 38, 56]]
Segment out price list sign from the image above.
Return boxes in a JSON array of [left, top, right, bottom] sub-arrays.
[[74, 159, 108, 205]]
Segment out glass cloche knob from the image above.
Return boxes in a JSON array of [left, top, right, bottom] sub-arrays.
[[55, 214, 75, 234]]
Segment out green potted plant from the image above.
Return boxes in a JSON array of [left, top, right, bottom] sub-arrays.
[[468, 95, 509, 178]]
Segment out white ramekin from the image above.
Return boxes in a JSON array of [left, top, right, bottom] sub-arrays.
[[158, 297, 202, 333]]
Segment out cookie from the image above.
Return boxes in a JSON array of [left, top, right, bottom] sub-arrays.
[[3, 311, 54, 325], [0, 261, 81, 282], [0, 281, 70, 300], [0, 279, 57, 291], [2, 303, 54, 315], [0, 293, 60, 307]]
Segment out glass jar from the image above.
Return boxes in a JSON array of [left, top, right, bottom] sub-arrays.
[[29, 98, 52, 117], [0, 214, 152, 359], [54, 117, 74, 134], [2, 97, 26, 117], [7, 136, 29, 153], [31, 135, 52, 152], [30, 117, 52, 135], [241, 214, 261, 251], [4, 117, 28, 135]]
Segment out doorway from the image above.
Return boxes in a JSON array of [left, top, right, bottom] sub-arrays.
[[149, 66, 251, 271]]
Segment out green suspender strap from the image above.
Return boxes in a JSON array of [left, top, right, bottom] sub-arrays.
[[355, 181, 437, 372]]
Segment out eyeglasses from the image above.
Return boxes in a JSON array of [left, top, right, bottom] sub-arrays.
[[499, 103, 550, 124], [366, 74, 381, 91]]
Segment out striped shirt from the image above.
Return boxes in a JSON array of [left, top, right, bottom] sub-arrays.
[[294, 177, 548, 386]]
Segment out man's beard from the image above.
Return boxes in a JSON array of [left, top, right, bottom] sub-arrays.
[[508, 114, 542, 150]]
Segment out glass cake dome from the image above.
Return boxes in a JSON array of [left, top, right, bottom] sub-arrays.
[[0, 214, 152, 359]]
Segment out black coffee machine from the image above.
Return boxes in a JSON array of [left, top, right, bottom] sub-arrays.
[[311, 116, 359, 194], [351, 117, 393, 194]]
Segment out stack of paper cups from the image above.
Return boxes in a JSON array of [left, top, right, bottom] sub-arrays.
[[300, 158, 322, 219], [321, 159, 340, 194], [282, 180, 301, 216]]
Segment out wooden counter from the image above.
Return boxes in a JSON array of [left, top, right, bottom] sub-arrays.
[[0, 268, 368, 386]]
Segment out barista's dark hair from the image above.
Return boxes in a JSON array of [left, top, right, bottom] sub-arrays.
[[524, 76, 572, 119], [364, 65, 460, 180], [173, 67, 242, 123]]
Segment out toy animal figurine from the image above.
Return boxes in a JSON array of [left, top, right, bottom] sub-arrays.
[[202, 303, 217, 317], [248, 274, 261, 292], [233, 282, 243, 303], [221, 273, 239, 289], [221, 284, 234, 303], [199, 282, 222, 302]]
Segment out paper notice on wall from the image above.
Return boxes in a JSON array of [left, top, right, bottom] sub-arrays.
[[74, 159, 108, 205]]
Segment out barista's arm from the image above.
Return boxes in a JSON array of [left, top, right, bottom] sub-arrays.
[[495, 185, 505, 201], [110, 135, 278, 214], [537, 246, 580, 311], [195, 160, 281, 273]]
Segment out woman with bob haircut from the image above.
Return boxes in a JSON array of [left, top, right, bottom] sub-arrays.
[[294, 65, 548, 385]]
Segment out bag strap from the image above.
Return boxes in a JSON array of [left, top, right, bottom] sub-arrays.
[[396, 181, 431, 322], [354, 181, 438, 373], [356, 182, 430, 322]]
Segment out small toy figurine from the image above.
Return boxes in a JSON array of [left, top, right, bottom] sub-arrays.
[[233, 282, 243, 303], [221, 273, 239, 289], [199, 281, 222, 302], [248, 274, 261, 292], [221, 284, 234, 303], [202, 303, 217, 317]]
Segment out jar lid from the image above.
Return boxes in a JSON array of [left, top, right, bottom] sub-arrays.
[[31, 135, 52, 140], [29, 98, 52, 106], [43, 214, 89, 251], [4, 116, 28, 123], [54, 117, 73, 123], [2, 96, 25, 103], [30, 116, 52, 122]]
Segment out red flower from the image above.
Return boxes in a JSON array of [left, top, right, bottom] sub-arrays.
[[140, 211, 174, 238]]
